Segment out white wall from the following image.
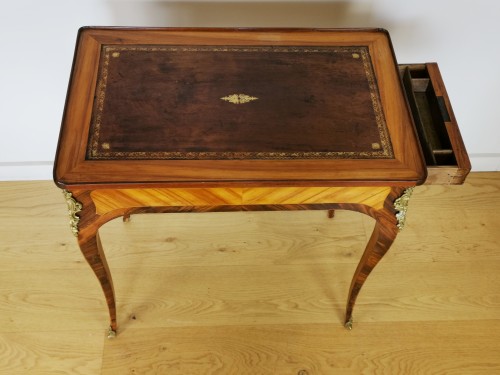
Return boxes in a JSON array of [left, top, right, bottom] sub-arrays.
[[1, 0, 499, 180]]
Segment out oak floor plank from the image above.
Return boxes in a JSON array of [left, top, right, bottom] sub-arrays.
[[100, 209, 366, 268], [0, 182, 82, 271], [101, 321, 500, 375], [0, 173, 500, 373], [0, 270, 109, 333], [353, 260, 500, 323], [104, 260, 500, 330], [362, 173, 500, 263], [0, 181, 65, 218], [0, 219, 84, 271], [0, 331, 104, 375], [110, 263, 351, 330]]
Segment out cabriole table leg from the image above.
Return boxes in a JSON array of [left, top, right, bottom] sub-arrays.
[[343, 186, 411, 329], [64, 190, 119, 337], [78, 230, 117, 337], [344, 220, 398, 329]]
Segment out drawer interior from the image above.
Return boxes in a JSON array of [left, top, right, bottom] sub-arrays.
[[399, 64, 456, 167]]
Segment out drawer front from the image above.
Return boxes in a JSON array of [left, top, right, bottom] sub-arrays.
[[399, 63, 471, 184]]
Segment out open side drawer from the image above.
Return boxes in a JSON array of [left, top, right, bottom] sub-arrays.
[[399, 63, 471, 184]]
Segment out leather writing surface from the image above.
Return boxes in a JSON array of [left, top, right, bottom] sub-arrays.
[[87, 45, 393, 160]]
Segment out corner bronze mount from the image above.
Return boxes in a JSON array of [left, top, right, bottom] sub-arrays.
[[62, 190, 82, 237], [394, 187, 415, 231]]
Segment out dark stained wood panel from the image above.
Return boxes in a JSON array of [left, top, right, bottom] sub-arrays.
[[87, 45, 392, 160]]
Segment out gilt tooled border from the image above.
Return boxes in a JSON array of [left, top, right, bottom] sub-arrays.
[[87, 45, 393, 160]]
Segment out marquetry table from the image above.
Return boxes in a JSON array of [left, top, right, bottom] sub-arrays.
[[54, 27, 470, 337]]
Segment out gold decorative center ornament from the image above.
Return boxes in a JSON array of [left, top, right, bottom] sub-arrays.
[[221, 93, 258, 104]]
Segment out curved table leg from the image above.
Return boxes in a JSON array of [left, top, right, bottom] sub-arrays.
[[78, 230, 117, 337], [64, 190, 122, 337], [344, 219, 398, 329], [343, 186, 409, 329]]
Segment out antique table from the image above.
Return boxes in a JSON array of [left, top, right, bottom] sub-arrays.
[[54, 27, 470, 337]]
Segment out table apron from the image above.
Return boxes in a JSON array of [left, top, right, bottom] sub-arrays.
[[90, 186, 392, 216]]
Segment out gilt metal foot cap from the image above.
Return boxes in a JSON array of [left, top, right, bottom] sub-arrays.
[[344, 317, 353, 330], [107, 326, 117, 339]]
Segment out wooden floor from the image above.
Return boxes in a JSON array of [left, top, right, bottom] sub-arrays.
[[1, 172, 499, 374]]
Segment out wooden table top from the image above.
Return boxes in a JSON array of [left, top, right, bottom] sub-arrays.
[[54, 27, 426, 189]]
